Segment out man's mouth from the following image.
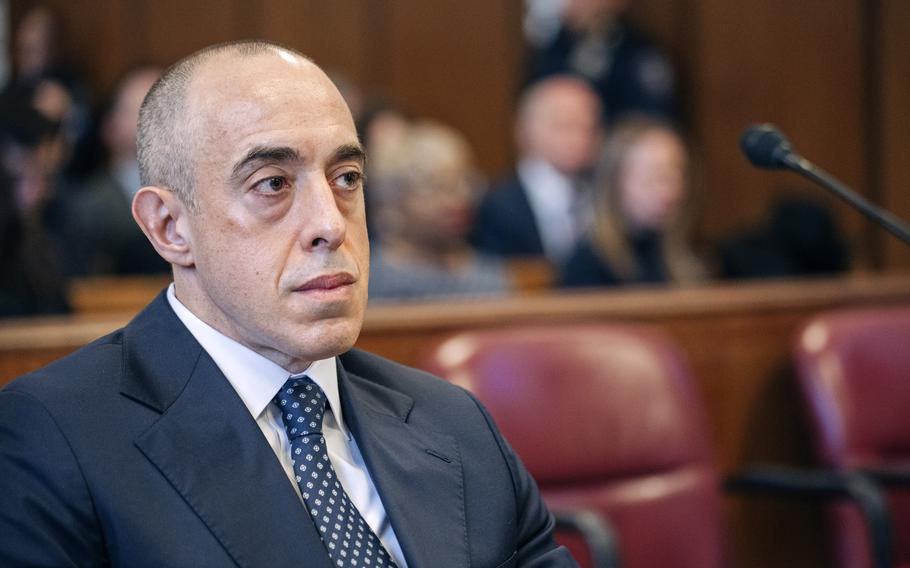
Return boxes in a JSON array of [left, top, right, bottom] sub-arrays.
[[295, 273, 356, 293]]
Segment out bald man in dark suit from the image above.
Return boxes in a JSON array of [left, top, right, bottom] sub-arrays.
[[0, 40, 575, 568]]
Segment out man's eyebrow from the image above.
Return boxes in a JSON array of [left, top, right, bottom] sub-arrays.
[[231, 146, 301, 179], [331, 143, 366, 166]]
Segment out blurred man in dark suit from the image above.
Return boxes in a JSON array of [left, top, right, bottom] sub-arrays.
[[63, 65, 169, 275], [472, 75, 602, 266], [524, 0, 678, 125]]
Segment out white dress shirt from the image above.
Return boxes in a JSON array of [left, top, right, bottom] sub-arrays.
[[517, 158, 583, 264], [166, 284, 408, 566]]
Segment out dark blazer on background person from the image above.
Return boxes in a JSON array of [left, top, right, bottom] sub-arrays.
[[471, 176, 546, 259], [560, 234, 667, 289], [0, 292, 570, 568], [63, 171, 169, 275], [526, 22, 677, 125]]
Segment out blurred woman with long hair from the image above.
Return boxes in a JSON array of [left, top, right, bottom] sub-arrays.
[[561, 115, 704, 287]]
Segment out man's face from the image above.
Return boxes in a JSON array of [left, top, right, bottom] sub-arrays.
[[522, 82, 602, 176], [178, 51, 369, 372]]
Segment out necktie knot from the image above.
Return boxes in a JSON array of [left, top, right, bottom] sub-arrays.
[[275, 377, 326, 439]]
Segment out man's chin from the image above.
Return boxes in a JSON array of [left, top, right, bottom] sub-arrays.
[[287, 286, 366, 318], [285, 317, 362, 359]]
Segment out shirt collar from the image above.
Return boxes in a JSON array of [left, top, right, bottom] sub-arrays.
[[517, 157, 576, 213], [165, 284, 350, 439]]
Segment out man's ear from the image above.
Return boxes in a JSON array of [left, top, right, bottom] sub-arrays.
[[132, 186, 194, 267]]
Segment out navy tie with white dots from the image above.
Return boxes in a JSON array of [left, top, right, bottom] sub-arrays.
[[275, 377, 398, 568]]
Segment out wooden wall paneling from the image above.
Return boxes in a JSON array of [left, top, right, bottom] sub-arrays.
[[65, 0, 143, 98], [880, 0, 910, 269], [381, 0, 523, 177], [356, 1, 393, 92], [861, 0, 884, 269], [253, 1, 368, 84], [10, 0, 144, 102], [689, 0, 869, 261], [626, 0, 688, 56], [138, 0, 243, 67]]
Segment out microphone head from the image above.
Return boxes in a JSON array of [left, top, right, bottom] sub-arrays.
[[741, 123, 794, 169]]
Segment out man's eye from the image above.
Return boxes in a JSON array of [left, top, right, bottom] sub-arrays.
[[255, 176, 289, 193], [335, 171, 363, 191]]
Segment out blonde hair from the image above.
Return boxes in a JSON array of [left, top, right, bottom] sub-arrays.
[[589, 115, 704, 284], [368, 120, 475, 209]]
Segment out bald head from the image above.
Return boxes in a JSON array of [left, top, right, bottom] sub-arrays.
[[137, 40, 315, 207]]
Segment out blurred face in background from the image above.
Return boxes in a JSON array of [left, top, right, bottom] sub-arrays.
[[103, 67, 161, 163], [373, 122, 480, 252], [563, 0, 630, 32], [518, 77, 602, 176], [1, 99, 59, 217], [618, 128, 687, 231], [4, 139, 52, 216], [16, 7, 56, 79], [401, 151, 478, 247]]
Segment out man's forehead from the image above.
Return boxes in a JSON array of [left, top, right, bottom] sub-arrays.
[[192, 48, 322, 96], [183, 52, 357, 173], [526, 81, 600, 117], [188, 50, 353, 133]]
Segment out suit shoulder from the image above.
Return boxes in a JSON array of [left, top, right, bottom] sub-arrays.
[[339, 348, 471, 401], [3, 329, 125, 401], [480, 176, 526, 209]]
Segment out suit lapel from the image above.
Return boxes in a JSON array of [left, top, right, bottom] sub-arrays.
[[514, 179, 547, 256], [122, 293, 332, 568], [338, 361, 468, 568]]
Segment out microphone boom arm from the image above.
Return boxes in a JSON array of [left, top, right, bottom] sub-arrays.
[[781, 154, 910, 246]]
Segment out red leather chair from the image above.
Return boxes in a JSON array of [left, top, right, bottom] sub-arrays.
[[794, 305, 910, 568], [420, 324, 726, 568]]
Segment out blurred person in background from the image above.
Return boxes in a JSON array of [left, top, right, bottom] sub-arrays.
[[358, 99, 411, 165], [524, 0, 677, 125], [369, 120, 510, 301], [5, 4, 90, 177], [325, 69, 415, 241], [62, 65, 169, 275], [0, 93, 69, 316], [471, 75, 602, 267], [560, 115, 704, 288], [357, 97, 411, 240], [718, 194, 851, 280]]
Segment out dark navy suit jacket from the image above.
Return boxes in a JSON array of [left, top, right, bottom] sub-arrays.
[[0, 293, 573, 567], [471, 176, 546, 259]]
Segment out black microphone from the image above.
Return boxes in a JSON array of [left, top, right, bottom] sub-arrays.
[[740, 124, 796, 170], [740, 123, 910, 246]]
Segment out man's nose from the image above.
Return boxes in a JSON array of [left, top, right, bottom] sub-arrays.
[[297, 177, 346, 251]]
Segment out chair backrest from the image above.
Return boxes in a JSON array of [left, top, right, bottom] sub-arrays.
[[420, 323, 725, 568], [794, 305, 910, 568]]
